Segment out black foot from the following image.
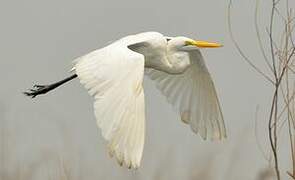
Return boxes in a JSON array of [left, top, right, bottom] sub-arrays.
[[23, 84, 51, 98]]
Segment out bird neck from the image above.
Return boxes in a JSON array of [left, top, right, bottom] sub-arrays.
[[166, 49, 190, 74]]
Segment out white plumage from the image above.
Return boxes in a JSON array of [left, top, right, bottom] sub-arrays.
[[73, 32, 226, 168]]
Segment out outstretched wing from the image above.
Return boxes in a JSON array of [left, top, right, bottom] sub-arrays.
[[74, 45, 145, 168], [146, 50, 226, 140]]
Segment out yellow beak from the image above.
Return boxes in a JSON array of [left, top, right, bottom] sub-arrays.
[[185, 40, 223, 48]]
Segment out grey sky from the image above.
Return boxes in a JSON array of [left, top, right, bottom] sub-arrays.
[[0, 0, 294, 179]]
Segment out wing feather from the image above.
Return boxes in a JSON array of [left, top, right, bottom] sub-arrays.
[[74, 45, 145, 168], [146, 50, 226, 140]]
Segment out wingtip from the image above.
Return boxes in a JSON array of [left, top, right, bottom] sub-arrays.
[[108, 146, 141, 169]]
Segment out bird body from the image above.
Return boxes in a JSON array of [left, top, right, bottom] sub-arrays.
[[25, 31, 226, 169]]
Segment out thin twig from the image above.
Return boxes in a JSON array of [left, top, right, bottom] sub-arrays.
[[255, 0, 274, 74], [270, 0, 279, 82], [227, 1, 275, 84]]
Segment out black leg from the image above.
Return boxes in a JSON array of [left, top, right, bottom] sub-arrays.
[[24, 84, 56, 98], [24, 74, 78, 98]]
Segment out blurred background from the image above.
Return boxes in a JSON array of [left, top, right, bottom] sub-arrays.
[[0, 0, 294, 179]]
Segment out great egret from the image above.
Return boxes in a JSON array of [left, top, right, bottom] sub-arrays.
[[24, 32, 226, 169]]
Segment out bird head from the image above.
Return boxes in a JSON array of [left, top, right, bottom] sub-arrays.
[[167, 37, 223, 51]]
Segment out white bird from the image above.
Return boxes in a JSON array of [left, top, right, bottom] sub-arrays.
[[24, 32, 226, 169]]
